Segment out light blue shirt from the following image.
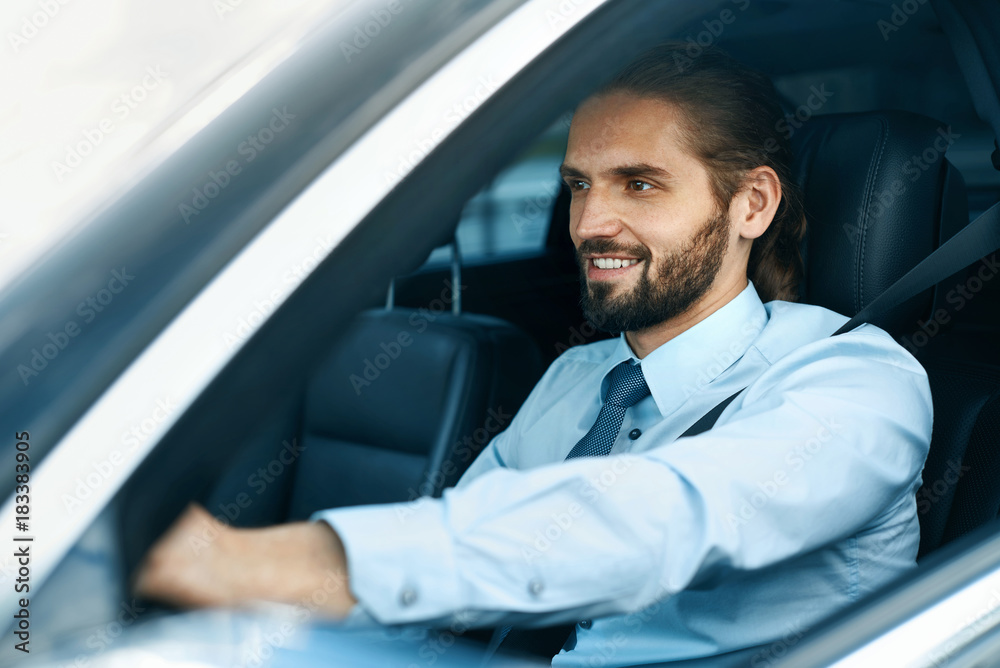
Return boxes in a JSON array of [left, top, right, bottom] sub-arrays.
[[316, 281, 933, 666]]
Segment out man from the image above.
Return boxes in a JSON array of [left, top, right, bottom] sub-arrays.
[[136, 44, 932, 666]]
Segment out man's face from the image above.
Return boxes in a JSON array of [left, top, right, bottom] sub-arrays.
[[562, 92, 734, 334]]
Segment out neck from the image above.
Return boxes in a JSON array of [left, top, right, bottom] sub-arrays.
[[624, 277, 748, 359]]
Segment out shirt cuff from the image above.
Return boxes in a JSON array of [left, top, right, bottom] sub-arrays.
[[312, 499, 462, 625]]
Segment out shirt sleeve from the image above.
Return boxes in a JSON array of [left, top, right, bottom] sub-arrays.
[[314, 327, 932, 629]]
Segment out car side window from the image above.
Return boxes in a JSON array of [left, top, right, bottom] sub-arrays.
[[421, 115, 569, 266]]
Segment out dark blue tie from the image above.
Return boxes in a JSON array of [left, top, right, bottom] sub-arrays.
[[565, 360, 650, 459]]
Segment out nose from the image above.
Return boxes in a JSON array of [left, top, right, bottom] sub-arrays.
[[571, 187, 623, 244]]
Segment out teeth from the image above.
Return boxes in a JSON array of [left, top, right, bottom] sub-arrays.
[[593, 258, 638, 269]]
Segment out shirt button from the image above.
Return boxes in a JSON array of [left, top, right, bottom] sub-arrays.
[[629, 429, 642, 440], [579, 619, 593, 629], [528, 578, 544, 597], [399, 587, 418, 607]]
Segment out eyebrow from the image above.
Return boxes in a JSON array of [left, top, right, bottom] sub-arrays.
[[559, 164, 586, 180], [559, 162, 674, 181]]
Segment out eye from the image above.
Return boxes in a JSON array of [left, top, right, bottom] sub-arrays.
[[628, 180, 653, 192], [565, 179, 590, 192]]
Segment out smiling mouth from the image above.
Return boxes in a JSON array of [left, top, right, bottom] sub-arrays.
[[586, 256, 643, 281], [590, 257, 640, 270]]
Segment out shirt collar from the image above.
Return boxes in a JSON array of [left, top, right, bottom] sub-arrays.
[[598, 281, 768, 416]]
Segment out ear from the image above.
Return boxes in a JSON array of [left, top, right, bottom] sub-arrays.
[[732, 166, 782, 240]]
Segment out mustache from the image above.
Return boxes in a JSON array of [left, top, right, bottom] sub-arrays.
[[575, 239, 651, 262]]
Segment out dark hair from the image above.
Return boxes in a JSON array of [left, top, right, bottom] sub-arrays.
[[597, 42, 806, 302]]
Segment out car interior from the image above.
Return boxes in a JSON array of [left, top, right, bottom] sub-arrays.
[[232, 5, 1000, 562], [25, 0, 1000, 662]]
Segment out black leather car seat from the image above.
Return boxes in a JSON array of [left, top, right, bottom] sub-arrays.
[[285, 304, 544, 520], [789, 110, 1000, 558]]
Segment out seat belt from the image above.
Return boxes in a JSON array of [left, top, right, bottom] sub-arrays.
[[678, 390, 743, 437], [833, 200, 1000, 335]]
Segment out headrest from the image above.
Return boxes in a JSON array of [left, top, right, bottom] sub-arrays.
[[304, 309, 536, 455], [791, 111, 969, 333]]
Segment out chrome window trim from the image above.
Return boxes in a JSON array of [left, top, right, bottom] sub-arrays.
[[0, 0, 609, 615]]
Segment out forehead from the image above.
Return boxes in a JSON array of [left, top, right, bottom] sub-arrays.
[[565, 92, 694, 170]]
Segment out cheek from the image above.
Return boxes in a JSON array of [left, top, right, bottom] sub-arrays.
[[629, 215, 678, 253]]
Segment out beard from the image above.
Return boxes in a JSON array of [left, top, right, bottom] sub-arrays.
[[577, 210, 730, 334]]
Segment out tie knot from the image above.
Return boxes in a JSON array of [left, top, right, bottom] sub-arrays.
[[605, 361, 650, 408]]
